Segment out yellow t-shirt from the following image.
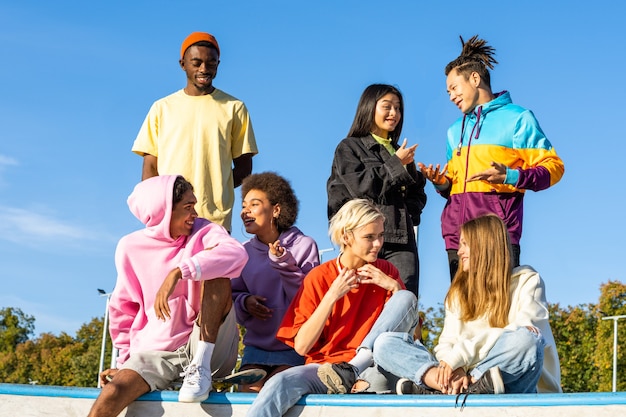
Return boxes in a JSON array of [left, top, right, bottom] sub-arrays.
[[132, 89, 258, 231], [370, 132, 395, 155]]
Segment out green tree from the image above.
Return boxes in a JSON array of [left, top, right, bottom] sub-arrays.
[[0, 307, 35, 352], [594, 280, 626, 392], [549, 302, 599, 392]]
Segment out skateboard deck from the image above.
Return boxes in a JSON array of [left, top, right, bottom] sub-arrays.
[[214, 368, 267, 385]]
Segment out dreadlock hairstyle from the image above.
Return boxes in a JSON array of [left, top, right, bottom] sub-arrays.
[[444, 35, 498, 89], [445, 214, 513, 328]]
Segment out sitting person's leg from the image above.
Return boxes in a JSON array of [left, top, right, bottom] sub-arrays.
[[470, 327, 544, 393], [373, 331, 438, 387], [87, 369, 150, 417], [318, 290, 419, 393], [88, 348, 185, 417], [246, 364, 327, 417], [180, 277, 236, 402]]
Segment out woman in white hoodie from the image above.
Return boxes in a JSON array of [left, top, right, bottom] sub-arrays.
[[373, 214, 561, 400]]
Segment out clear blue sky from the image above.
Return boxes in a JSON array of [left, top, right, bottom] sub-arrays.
[[1, 0, 624, 335]]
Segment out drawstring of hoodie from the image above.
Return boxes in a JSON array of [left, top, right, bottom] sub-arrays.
[[456, 106, 483, 156]]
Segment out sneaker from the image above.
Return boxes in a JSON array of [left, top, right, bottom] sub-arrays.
[[178, 364, 212, 402], [396, 378, 443, 395], [466, 367, 504, 395], [456, 367, 504, 409], [317, 362, 358, 394]]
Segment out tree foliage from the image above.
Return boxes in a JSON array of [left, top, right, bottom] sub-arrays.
[[0, 307, 35, 352], [0, 313, 109, 387]]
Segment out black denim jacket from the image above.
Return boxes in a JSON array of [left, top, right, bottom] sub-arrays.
[[326, 135, 427, 245]]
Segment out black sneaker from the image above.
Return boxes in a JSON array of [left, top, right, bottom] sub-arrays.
[[396, 378, 443, 395], [466, 367, 504, 394], [456, 367, 504, 409], [317, 362, 358, 394]]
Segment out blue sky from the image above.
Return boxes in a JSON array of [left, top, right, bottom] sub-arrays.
[[1, 0, 624, 335]]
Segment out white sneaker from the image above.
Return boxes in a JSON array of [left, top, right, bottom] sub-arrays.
[[178, 364, 212, 402]]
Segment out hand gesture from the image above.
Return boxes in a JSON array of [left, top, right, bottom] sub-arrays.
[[417, 162, 448, 186], [245, 295, 273, 320], [355, 264, 401, 293], [395, 138, 418, 165], [155, 268, 181, 321], [466, 161, 507, 184], [327, 268, 360, 301], [269, 239, 285, 257]]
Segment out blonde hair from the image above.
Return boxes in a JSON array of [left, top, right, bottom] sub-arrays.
[[328, 199, 384, 253], [446, 214, 512, 327]]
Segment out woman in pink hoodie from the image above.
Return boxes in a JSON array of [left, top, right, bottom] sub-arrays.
[[87, 175, 248, 417]]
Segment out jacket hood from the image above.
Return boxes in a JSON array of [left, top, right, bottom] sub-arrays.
[[477, 90, 511, 116], [456, 91, 511, 152], [127, 175, 179, 241]]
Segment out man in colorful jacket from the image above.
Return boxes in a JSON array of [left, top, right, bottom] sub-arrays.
[[419, 35, 564, 279]]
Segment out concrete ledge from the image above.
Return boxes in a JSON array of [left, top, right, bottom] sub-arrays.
[[2, 383, 625, 417]]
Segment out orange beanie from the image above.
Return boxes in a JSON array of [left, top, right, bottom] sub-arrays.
[[180, 32, 220, 59]]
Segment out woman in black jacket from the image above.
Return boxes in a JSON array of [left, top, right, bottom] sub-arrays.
[[327, 84, 427, 298]]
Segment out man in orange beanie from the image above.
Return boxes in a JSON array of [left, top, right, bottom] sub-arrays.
[[132, 31, 258, 233]]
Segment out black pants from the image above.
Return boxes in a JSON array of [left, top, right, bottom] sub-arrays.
[[446, 244, 520, 281], [379, 237, 419, 299]]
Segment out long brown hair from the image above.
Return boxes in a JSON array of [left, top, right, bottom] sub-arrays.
[[446, 214, 512, 327], [444, 35, 498, 89]]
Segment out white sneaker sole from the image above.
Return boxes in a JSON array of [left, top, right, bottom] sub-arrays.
[[178, 389, 210, 403], [488, 367, 505, 394]]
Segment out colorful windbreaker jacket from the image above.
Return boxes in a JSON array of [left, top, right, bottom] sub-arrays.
[[109, 175, 248, 366], [439, 91, 564, 249]]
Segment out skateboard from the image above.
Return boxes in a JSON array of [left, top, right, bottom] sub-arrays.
[[214, 368, 267, 386], [104, 367, 267, 387]]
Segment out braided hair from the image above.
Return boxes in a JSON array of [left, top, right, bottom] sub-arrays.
[[444, 35, 498, 89]]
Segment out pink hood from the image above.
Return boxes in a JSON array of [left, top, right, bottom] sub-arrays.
[[109, 175, 248, 366], [127, 174, 177, 240]]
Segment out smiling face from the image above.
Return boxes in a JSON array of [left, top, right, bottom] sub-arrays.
[[179, 45, 220, 95], [241, 189, 280, 243], [169, 189, 198, 239], [446, 69, 482, 114], [457, 231, 470, 272], [342, 218, 385, 268], [370, 93, 401, 138]]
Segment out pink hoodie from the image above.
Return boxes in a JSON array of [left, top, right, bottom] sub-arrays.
[[109, 175, 248, 366]]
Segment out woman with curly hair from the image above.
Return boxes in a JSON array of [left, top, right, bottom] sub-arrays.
[[231, 172, 320, 391]]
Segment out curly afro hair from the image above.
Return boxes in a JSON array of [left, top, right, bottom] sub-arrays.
[[241, 172, 299, 232]]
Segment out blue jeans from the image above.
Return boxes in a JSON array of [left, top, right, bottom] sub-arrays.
[[373, 327, 544, 393], [246, 290, 419, 417]]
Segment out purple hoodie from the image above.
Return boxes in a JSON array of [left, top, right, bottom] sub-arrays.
[[109, 175, 248, 366], [231, 226, 319, 352]]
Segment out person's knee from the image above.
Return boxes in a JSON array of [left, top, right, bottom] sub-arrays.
[[514, 328, 544, 363], [391, 289, 417, 309], [373, 332, 404, 359], [201, 278, 233, 315]]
